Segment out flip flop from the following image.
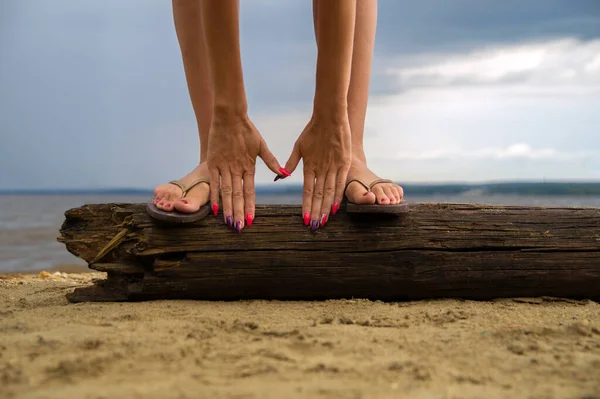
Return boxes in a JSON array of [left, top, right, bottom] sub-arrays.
[[146, 178, 211, 223], [344, 178, 409, 214]]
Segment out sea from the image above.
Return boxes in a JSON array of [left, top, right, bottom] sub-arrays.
[[1, 192, 600, 274]]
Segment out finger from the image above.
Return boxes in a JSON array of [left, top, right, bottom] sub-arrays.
[[284, 141, 302, 175], [320, 171, 337, 226], [232, 173, 245, 232], [243, 171, 255, 227], [209, 167, 220, 216], [310, 173, 326, 231], [333, 163, 350, 215], [220, 169, 234, 228], [302, 169, 315, 227], [258, 138, 283, 177], [383, 186, 397, 204]]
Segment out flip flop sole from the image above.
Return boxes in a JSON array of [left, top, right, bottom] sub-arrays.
[[346, 201, 409, 214], [146, 201, 210, 224]]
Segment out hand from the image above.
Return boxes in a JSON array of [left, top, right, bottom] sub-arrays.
[[284, 114, 352, 230], [207, 112, 281, 232]]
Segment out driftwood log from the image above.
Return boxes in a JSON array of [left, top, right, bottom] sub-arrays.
[[58, 203, 600, 302]]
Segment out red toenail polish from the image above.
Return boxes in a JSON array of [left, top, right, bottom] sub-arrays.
[[332, 202, 339, 215], [303, 212, 310, 226], [246, 213, 253, 227], [278, 167, 291, 177], [158, 202, 164, 206], [181, 199, 188, 204], [212, 203, 219, 216]]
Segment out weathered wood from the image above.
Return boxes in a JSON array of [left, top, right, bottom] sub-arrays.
[[58, 203, 600, 302]]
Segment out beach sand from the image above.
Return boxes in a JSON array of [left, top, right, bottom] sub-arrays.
[[1, 273, 599, 399]]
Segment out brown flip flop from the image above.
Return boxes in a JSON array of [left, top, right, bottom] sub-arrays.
[[146, 178, 211, 223], [344, 178, 409, 214]]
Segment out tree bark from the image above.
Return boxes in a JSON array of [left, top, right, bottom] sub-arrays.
[[58, 203, 600, 302]]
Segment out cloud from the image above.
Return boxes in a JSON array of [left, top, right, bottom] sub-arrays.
[[388, 38, 600, 94], [397, 143, 594, 161]]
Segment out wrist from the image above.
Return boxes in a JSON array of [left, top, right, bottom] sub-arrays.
[[311, 100, 348, 124], [212, 102, 248, 123]]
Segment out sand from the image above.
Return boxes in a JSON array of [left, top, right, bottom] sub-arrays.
[[1, 273, 599, 399]]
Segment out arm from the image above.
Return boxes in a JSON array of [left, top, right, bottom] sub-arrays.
[[200, 0, 281, 231]]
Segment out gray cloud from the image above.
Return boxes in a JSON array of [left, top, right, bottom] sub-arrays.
[[1, 1, 599, 189]]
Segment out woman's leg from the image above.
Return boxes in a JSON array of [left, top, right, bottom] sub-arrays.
[[313, 0, 404, 205], [153, 0, 213, 213]]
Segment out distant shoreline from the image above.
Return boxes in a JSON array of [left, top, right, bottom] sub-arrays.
[[2, 182, 600, 196]]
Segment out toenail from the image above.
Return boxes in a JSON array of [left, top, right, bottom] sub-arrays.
[[158, 202, 164, 206], [180, 199, 189, 204]]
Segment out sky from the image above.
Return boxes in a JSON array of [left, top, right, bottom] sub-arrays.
[[1, 0, 599, 190]]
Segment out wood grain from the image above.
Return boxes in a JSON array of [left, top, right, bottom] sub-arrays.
[[58, 203, 600, 302]]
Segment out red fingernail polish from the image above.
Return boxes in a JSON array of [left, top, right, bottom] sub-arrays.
[[246, 213, 253, 227], [332, 202, 339, 215], [303, 212, 310, 226], [181, 199, 188, 204], [278, 167, 291, 177], [212, 203, 219, 216]]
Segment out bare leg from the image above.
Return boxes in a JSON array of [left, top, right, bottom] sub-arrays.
[[153, 0, 213, 213], [313, 0, 404, 205]]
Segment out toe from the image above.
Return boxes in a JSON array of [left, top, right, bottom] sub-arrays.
[[383, 186, 397, 204], [395, 185, 404, 202], [345, 182, 376, 205], [372, 186, 389, 205], [174, 183, 210, 214]]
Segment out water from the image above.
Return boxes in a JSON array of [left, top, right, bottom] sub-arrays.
[[1, 193, 600, 273]]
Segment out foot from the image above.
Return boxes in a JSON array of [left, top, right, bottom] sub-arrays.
[[344, 159, 404, 205], [153, 163, 211, 213]]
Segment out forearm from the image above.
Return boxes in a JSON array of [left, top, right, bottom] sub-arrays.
[[313, 0, 357, 118], [200, 0, 247, 117]]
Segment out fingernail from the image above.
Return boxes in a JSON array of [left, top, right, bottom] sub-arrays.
[[274, 175, 281, 182], [332, 202, 339, 215], [212, 203, 219, 216], [311, 220, 318, 232], [320, 213, 327, 226], [226, 216, 233, 227], [303, 212, 310, 226], [246, 213, 253, 227], [278, 167, 291, 177], [236, 221, 242, 233], [180, 199, 189, 204]]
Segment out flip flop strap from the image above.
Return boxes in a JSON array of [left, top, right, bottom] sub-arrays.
[[344, 179, 370, 194], [181, 178, 210, 198], [168, 178, 210, 198], [368, 179, 394, 190], [168, 180, 186, 193]]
